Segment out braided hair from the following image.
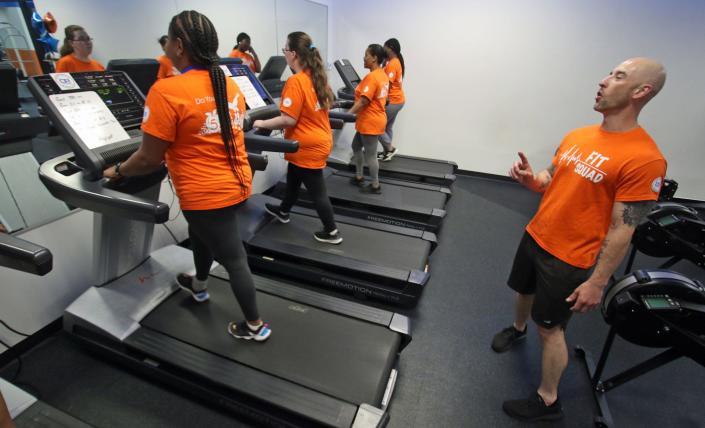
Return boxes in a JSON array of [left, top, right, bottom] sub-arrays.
[[168, 10, 248, 196], [59, 24, 84, 57], [286, 31, 334, 110], [384, 38, 404, 76]]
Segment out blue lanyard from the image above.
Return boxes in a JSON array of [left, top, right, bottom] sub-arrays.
[[180, 64, 208, 73]]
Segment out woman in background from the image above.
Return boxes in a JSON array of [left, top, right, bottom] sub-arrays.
[[228, 32, 261, 73], [55, 25, 104, 72], [156, 35, 179, 79], [378, 38, 405, 161], [348, 44, 389, 194]]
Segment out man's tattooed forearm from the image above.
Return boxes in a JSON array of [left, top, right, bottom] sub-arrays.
[[622, 201, 656, 226]]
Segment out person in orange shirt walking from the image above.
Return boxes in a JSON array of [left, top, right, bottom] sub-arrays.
[[494, 58, 667, 421], [103, 10, 270, 342], [378, 38, 405, 162], [55, 25, 104, 73], [348, 44, 389, 194], [253, 32, 341, 244], [228, 32, 261, 73], [156, 35, 179, 79]]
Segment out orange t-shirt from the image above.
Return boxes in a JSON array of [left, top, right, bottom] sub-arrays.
[[354, 67, 389, 135], [527, 125, 667, 268], [385, 58, 405, 104], [55, 54, 105, 73], [141, 69, 252, 211], [228, 49, 256, 73], [156, 55, 179, 79], [279, 71, 332, 169]]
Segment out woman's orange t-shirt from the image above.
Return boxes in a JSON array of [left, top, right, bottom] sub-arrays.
[[279, 71, 332, 169], [55, 54, 105, 73], [156, 55, 178, 79], [385, 57, 405, 104], [354, 68, 389, 135], [141, 69, 252, 211], [228, 49, 256, 73]]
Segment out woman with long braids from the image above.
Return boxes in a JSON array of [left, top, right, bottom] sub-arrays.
[[253, 32, 342, 244], [378, 38, 405, 161], [348, 44, 389, 194], [103, 10, 270, 342], [55, 25, 104, 72]]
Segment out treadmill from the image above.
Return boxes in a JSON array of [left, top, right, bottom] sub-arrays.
[[106, 58, 160, 97], [28, 68, 411, 427], [330, 59, 457, 186], [267, 107, 451, 233], [214, 64, 438, 307], [0, 234, 93, 427], [258, 55, 288, 98]]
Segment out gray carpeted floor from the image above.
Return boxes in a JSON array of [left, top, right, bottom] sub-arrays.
[[2, 174, 704, 427]]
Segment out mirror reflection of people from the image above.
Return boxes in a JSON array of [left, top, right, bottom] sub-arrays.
[[55, 25, 104, 72], [228, 32, 261, 73], [253, 32, 342, 245], [156, 35, 179, 79], [348, 44, 389, 194], [496, 58, 667, 422], [103, 10, 271, 342]]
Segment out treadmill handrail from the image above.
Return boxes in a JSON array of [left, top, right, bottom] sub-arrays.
[[39, 153, 170, 224], [247, 152, 268, 172], [329, 110, 356, 123], [244, 131, 299, 153], [0, 234, 52, 276]]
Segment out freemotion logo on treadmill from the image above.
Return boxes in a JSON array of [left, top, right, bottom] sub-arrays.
[[288, 304, 310, 314]]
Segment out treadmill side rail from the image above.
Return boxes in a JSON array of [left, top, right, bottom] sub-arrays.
[[352, 404, 388, 428], [389, 314, 412, 349]]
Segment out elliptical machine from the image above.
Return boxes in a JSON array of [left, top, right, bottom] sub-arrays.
[[576, 183, 705, 427]]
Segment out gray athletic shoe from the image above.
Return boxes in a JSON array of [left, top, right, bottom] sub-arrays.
[[491, 325, 527, 353]]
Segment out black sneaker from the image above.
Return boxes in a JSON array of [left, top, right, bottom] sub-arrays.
[[503, 392, 563, 422], [360, 183, 382, 194], [314, 229, 343, 244], [176, 273, 210, 303], [349, 176, 365, 187], [227, 320, 271, 342], [264, 203, 290, 223], [491, 325, 527, 353], [381, 147, 398, 162], [376, 151, 385, 160]]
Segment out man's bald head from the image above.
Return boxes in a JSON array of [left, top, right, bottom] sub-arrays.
[[621, 57, 667, 103]]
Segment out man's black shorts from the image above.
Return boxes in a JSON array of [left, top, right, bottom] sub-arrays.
[[507, 232, 591, 329]]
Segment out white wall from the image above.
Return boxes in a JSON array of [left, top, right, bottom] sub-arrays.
[[329, 0, 705, 200]]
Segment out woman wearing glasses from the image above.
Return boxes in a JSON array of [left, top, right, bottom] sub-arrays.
[[253, 32, 342, 244], [55, 25, 104, 73]]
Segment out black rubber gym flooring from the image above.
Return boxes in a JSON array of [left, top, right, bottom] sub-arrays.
[[2, 174, 704, 427]]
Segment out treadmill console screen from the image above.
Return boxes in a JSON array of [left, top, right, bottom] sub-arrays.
[[32, 71, 144, 129], [28, 70, 145, 179], [336, 60, 361, 90], [224, 62, 274, 108]]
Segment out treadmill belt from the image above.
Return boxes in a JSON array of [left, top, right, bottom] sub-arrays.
[[327, 174, 447, 210], [379, 156, 454, 175], [252, 213, 430, 271], [140, 276, 401, 406]]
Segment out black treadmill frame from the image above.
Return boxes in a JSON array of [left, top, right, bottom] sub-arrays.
[[66, 272, 410, 428]]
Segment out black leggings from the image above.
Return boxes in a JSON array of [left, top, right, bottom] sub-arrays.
[[280, 163, 337, 233], [183, 203, 259, 321]]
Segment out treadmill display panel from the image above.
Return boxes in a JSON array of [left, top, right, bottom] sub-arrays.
[[223, 62, 274, 107], [31, 71, 144, 129]]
